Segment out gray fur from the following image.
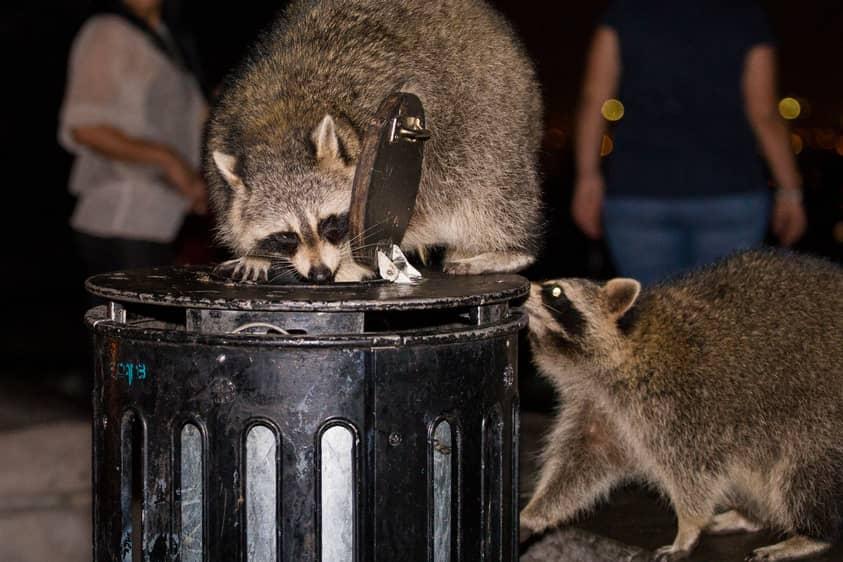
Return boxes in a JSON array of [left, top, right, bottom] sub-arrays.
[[204, 0, 543, 281], [522, 250, 843, 561]]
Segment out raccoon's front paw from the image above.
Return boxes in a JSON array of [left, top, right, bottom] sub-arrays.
[[443, 259, 480, 275], [334, 259, 375, 283], [217, 257, 271, 283], [443, 250, 535, 275], [519, 523, 535, 544], [653, 545, 692, 561], [518, 507, 550, 540]]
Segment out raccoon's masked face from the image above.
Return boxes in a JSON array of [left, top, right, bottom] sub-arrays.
[[525, 278, 640, 373], [212, 115, 371, 283]]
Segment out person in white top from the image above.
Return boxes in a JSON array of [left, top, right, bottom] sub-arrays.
[[59, 0, 208, 278]]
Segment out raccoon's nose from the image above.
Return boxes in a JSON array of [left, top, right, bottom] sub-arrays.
[[308, 265, 333, 283]]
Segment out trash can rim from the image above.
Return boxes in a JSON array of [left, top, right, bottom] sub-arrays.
[[84, 306, 528, 348], [85, 266, 530, 312]]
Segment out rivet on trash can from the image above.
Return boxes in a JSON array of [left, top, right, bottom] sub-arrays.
[[503, 365, 515, 388], [389, 432, 402, 447], [211, 378, 236, 404]]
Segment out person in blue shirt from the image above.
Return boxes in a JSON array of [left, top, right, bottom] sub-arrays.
[[572, 0, 806, 284]]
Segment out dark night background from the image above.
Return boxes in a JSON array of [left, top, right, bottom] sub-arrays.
[[0, 1, 840, 393]]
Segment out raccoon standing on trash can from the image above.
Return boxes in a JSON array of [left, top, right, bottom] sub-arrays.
[[205, 0, 543, 283]]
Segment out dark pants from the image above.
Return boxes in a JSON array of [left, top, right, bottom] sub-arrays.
[[603, 192, 770, 285]]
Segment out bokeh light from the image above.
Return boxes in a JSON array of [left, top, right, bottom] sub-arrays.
[[778, 97, 801, 120], [600, 134, 614, 156], [835, 136, 843, 157], [815, 128, 836, 150], [601, 99, 625, 122], [790, 133, 803, 155]]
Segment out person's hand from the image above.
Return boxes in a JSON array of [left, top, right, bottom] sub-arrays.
[[187, 176, 208, 215], [161, 152, 197, 193], [572, 173, 605, 239], [160, 150, 208, 215], [771, 192, 806, 247]]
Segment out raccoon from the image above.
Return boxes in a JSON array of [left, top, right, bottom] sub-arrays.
[[204, 0, 542, 283], [521, 249, 843, 561]]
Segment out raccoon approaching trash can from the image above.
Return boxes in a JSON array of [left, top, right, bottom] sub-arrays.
[[85, 269, 527, 561]]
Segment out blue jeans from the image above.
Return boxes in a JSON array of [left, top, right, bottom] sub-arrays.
[[603, 193, 770, 285]]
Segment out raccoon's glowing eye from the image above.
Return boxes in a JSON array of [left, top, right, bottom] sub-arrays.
[[541, 284, 565, 302], [318, 213, 349, 245]]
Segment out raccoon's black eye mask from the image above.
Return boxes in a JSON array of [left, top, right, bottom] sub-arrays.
[[255, 232, 300, 256], [541, 284, 586, 338], [318, 213, 349, 245]]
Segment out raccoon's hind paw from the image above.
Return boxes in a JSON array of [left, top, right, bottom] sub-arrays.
[[443, 250, 535, 275], [217, 257, 271, 283], [745, 536, 831, 561], [518, 506, 554, 541], [652, 545, 692, 561]]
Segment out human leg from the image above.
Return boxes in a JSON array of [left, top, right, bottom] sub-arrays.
[[684, 192, 770, 271], [603, 197, 685, 285]]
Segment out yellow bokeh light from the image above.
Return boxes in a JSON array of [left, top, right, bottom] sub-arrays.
[[790, 133, 803, 154], [600, 134, 614, 156], [601, 99, 625, 122], [779, 97, 801, 120]]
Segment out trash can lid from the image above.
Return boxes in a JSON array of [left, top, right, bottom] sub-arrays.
[[85, 266, 529, 312]]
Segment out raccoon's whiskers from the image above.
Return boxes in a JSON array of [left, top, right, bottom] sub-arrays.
[[345, 243, 385, 262], [246, 251, 287, 261], [542, 303, 564, 315], [346, 242, 383, 253], [347, 220, 389, 246], [269, 273, 297, 283], [268, 264, 302, 283], [270, 260, 297, 269]]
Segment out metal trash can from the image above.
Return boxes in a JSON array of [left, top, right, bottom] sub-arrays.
[[86, 268, 527, 561]]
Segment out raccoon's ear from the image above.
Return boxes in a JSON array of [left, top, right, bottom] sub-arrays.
[[603, 278, 641, 319], [311, 114, 342, 167], [212, 151, 245, 192]]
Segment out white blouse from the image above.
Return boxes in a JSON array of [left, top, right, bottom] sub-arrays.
[[59, 15, 206, 243]]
